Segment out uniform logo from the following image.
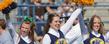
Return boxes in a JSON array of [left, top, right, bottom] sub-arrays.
[[90, 38, 104, 44], [55, 38, 67, 44]]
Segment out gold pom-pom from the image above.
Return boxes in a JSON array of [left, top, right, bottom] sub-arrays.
[[71, 0, 94, 6], [55, 38, 67, 44], [0, 0, 13, 11]]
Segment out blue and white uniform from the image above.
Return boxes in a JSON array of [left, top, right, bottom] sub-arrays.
[[84, 31, 105, 44], [18, 36, 34, 44], [7, 20, 35, 44], [42, 8, 82, 44]]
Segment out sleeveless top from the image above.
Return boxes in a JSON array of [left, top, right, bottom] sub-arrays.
[[84, 33, 105, 44], [18, 38, 34, 44], [47, 30, 65, 44]]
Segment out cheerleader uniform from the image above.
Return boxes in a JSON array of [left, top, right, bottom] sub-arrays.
[[42, 8, 82, 44], [47, 29, 64, 44], [18, 36, 34, 44], [42, 28, 65, 44], [84, 31, 105, 44]]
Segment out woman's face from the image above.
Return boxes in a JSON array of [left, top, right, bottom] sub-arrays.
[[50, 16, 61, 30], [92, 17, 101, 32], [20, 22, 30, 36]]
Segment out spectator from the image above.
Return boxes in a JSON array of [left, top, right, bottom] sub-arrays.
[[0, 19, 14, 44]]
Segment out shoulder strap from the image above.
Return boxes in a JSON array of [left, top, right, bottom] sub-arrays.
[[58, 30, 64, 38], [47, 33, 58, 44]]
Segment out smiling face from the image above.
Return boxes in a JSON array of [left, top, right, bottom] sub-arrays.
[[20, 22, 31, 37], [92, 17, 101, 32], [50, 16, 61, 30], [90, 15, 105, 34], [89, 15, 103, 33]]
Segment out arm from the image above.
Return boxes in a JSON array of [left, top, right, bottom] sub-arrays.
[[60, 8, 82, 35], [6, 14, 19, 44], [105, 32, 109, 42], [5, 13, 17, 38], [13, 33, 19, 44], [7, 20, 18, 38], [65, 23, 83, 43], [42, 34, 51, 44]]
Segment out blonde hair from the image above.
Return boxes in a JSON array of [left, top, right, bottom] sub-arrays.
[[89, 15, 105, 34]]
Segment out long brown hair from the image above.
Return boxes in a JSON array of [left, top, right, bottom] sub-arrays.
[[20, 21, 35, 41], [89, 15, 105, 34], [44, 13, 60, 33]]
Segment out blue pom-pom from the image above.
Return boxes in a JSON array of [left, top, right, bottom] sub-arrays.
[[10, 2, 17, 10], [2, 6, 11, 14]]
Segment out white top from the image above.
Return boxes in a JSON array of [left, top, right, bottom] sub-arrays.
[[42, 28, 60, 44], [60, 8, 82, 35], [83, 30, 102, 42], [42, 8, 82, 44], [104, 32, 109, 42], [65, 23, 83, 44], [7, 20, 33, 44], [13, 32, 32, 44], [92, 31, 101, 37], [21, 36, 31, 43]]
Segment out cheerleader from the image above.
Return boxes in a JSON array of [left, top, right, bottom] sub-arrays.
[[11, 17, 35, 44], [6, 15, 42, 44], [3, 17, 35, 44], [84, 15, 105, 44], [42, 8, 82, 44]]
